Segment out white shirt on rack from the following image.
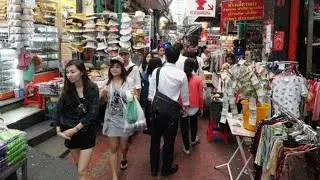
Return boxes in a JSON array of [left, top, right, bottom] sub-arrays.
[[148, 63, 189, 106]]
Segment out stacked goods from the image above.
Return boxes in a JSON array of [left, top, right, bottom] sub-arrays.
[[0, 129, 27, 167]]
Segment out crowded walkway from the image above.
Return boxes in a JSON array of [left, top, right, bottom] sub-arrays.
[[67, 118, 251, 180]]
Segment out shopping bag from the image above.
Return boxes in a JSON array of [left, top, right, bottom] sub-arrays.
[[126, 98, 138, 124], [124, 97, 146, 133]]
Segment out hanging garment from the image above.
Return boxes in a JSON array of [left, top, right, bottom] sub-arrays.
[[312, 82, 320, 121], [271, 76, 308, 118]]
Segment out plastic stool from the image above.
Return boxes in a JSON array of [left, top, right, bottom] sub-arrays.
[[24, 82, 43, 109], [207, 117, 229, 144]]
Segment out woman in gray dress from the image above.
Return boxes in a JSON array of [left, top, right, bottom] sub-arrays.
[[100, 56, 135, 180]]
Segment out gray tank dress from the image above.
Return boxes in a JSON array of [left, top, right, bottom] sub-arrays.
[[102, 78, 135, 137]]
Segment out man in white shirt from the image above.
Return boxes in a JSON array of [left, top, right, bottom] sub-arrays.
[[174, 43, 187, 71], [119, 48, 141, 97], [149, 46, 189, 177]]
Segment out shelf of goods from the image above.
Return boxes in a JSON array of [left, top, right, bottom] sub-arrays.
[[0, 49, 18, 101], [34, 0, 57, 27], [27, 24, 60, 73]]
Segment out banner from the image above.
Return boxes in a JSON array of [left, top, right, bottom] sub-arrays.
[[186, 0, 216, 17], [221, 0, 264, 21]]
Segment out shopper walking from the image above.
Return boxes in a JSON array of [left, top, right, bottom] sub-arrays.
[[158, 46, 166, 65], [142, 57, 163, 135], [139, 51, 153, 75], [100, 56, 135, 180], [180, 58, 203, 155], [119, 48, 141, 97], [149, 47, 189, 177], [54, 60, 100, 180], [175, 43, 187, 71]]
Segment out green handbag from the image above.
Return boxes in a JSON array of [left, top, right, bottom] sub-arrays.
[[126, 98, 138, 124]]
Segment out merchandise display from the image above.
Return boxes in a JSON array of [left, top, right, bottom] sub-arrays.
[[0, 49, 18, 100], [34, 1, 57, 26]]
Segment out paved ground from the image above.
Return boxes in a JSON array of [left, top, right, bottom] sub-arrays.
[[66, 118, 253, 180]]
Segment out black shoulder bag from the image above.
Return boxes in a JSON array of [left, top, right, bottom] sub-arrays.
[[151, 68, 182, 119]]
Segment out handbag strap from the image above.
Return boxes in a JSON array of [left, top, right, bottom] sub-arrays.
[[156, 67, 161, 90]]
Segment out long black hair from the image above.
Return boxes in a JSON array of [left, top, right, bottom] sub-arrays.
[[107, 61, 127, 85], [184, 58, 196, 80], [199, 46, 207, 56], [147, 57, 162, 75], [141, 51, 153, 72], [185, 50, 199, 72], [63, 60, 90, 96]]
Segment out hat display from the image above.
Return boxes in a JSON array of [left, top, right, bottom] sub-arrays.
[[96, 42, 108, 51], [134, 11, 145, 22], [96, 32, 106, 39], [84, 20, 95, 32], [107, 39, 119, 44], [110, 56, 124, 64], [107, 19, 119, 26], [83, 33, 96, 41], [121, 21, 131, 29], [120, 34, 132, 42], [70, 37, 85, 46], [85, 15, 97, 20], [120, 27, 132, 35], [121, 13, 131, 23], [96, 18, 107, 26], [84, 41, 97, 49], [133, 35, 145, 43], [133, 42, 145, 50], [107, 45, 119, 51], [119, 41, 131, 49], [108, 13, 118, 20], [108, 26, 119, 32], [133, 29, 145, 37], [96, 26, 107, 32], [108, 33, 120, 39], [107, 50, 118, 57]]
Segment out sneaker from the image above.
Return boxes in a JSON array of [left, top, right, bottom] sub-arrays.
[[191, 136, 200, 146], [120, 160, 128, 170], [183, 148, 190, 155]]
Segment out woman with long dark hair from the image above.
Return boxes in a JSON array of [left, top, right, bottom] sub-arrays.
[[54, 60, 100, 180], [142, 57, 163, 134], [139, 51, 153, 74], [158, 46, 166, 64], [180, 58, 203, 155], [185, 50, 204, 77], [100, 56, 135, 180]]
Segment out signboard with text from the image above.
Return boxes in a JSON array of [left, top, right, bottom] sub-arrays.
[[221, 0, 264, 21], [186, 0, 216, 17]]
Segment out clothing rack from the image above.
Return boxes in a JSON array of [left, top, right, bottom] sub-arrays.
[[309, 72, 320, 79], [267, 95, 319, 144]]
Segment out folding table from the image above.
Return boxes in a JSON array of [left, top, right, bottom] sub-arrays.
[[214, 113, 255, 180]]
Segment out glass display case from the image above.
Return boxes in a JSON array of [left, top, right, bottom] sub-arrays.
[[0, 49, 18, 100], [27, 24, 60, 73]]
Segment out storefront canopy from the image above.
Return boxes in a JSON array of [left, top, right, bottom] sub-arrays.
[[135, 0, 172, 10]]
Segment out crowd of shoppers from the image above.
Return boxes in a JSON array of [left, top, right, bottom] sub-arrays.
[[53, 43, 206, 180]]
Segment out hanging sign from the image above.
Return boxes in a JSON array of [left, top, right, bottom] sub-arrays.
[[186, 0, 216, 17], [221, 0, 264, 21], [273, 31, 285, 51]]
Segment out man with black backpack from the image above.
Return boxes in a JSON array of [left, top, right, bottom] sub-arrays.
[[149, 46, 189, 177]]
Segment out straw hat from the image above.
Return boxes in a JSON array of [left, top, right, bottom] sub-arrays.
[[107, 19, 119, 26], [133, 29, 145, 37], [96, 26, 108, 32], [133, 42, 145, 50], [96, 18, 107, 26]]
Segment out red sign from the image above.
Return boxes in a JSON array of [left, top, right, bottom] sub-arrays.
[[221, 0, 264, 21], [273, 31, 285, 51]]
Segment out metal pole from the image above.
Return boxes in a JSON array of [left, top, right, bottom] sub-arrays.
[[306, 0, 314, 75]]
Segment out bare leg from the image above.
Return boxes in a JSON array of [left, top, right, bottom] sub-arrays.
[[70, 149, 81, 166], [120, 137, 129, 161], [77, 148, 93, 180], [108, 137, 120, 180]]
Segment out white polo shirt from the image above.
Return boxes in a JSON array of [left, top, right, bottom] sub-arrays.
[[125, 61, 141, 89]]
